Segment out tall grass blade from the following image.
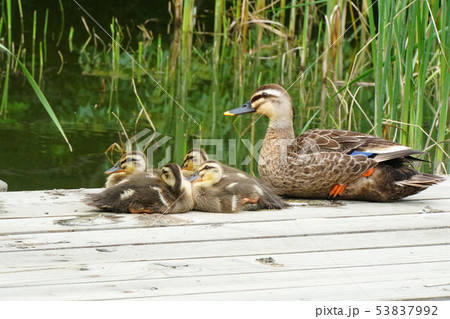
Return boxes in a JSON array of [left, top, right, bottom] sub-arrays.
[[0, 43, 72, 151]]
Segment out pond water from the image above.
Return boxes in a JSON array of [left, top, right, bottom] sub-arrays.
[[0, 0, 215, 191]]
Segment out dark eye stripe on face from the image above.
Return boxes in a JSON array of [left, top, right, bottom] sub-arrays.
[[122, 157, 139, 164], [250, 94, 263, 103], [251, 92, 273, 105]]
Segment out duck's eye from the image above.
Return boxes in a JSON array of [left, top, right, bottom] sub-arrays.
[[204, 166, 210, 170], [262, 92, 268, 98]]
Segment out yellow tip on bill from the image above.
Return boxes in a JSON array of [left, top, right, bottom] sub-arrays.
[[223, 111, 235, 116]]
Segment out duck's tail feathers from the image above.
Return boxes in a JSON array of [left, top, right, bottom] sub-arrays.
[[395, 173, 445, 188], [258, 194, 290, 210], [83, 193, 113, 210], [374, 149, 424, 162]]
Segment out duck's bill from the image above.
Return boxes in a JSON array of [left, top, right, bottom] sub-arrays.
[[187, 172, 202, 183], [104, 164, 124, 175], [224, 100, 255, 116]]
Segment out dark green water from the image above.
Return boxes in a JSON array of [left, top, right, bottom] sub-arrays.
[[0, 0, 215, 191]]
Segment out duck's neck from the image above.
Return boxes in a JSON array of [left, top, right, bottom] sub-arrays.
[[258, 117, 295, 178], [267, 117, 295, 138], [264, 116, 295, 151]]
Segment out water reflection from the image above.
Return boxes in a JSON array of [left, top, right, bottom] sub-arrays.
[[0, 124, 119, 191]]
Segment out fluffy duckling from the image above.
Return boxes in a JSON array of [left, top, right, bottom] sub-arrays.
[[104, 151, 148, 188], [188, 160, 289, 213], [181, 148, 209, 178], [224, 84, 444, 201], [87, 163, 193, 214], [182, 148, 282, 196]]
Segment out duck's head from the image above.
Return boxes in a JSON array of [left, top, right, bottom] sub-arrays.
[[224, 84, 293, 124], [105, 151, 147, 176], [187, 160, 223, 186], [161, 163, 191, 193], [182, 148, 209, 175]]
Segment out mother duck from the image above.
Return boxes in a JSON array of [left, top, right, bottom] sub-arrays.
[[224, 84, 444, 202]]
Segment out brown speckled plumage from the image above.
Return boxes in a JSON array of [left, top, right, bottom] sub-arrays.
[[190, 160, 289, 213], [225, 84, 444, 202], [86, 163, 193, 213]]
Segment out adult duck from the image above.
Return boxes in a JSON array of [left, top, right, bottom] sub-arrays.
[[224, 84, 444, 202]]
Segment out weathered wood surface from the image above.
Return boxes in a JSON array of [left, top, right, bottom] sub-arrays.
[[0, 177, 448, 300]]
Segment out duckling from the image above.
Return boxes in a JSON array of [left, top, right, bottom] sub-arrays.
[[188, 160, 289, 213], [181, 148, 209, 178], [224, 84, 444, 202], [181, 148, 282, 196], [87, 163, 193, 214], [105, 151, 157, 188]]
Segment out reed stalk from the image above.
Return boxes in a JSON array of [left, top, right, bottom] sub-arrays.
[[137, 41, 143, 82], [288, 0, 296, 41], [43, 9, 48, 62], [68, 26, 74, 52], [211, 0, 224, 137], [31, 10, 37, 78], [38, 41, 43, 86], [56, 0, 64, 46], [300, 0, 309, 68], [433, 0, 449, 173], [17, 0, 24, 45], [0, 0, 12, 116]]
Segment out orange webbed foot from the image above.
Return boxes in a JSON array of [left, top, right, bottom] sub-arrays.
[[241, 197, 259, 204], [361, 167, 375, 177], [329, 184, 347, 199], [129, 208, 152, 214]]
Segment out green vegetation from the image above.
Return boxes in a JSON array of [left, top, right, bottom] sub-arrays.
[[1, 0, 449, 179]]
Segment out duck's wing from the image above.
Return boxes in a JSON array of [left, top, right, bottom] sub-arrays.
[[296, 129, 423, 162], [287, 152, 378, 186], [85, 176, 173, 213]]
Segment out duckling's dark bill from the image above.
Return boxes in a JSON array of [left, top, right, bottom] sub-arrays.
[[224, 100, 255, 116], [104, 164, 123, 175], [187, 172, 202, 183]]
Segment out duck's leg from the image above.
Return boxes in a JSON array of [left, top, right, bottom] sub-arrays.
[[361, 167, 375, 177], [129, 208, 152, 214], [329, 167, 375, 198], [241, 197, 259, 204], [329, 184, 347, 198]]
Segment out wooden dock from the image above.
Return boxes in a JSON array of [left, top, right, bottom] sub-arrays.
[[0, 178, 449, 300]]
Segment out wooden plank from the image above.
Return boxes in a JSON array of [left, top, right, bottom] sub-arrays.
[[149, 278, 450, 301], [0, 189, 100, 219], [1, 201, 449, 235], [1, 212, 449, 252], [1, 245, 449, 289], [0, 261, 448, 300], [0, 178, 448, 221], [1, 228, 450, 269], [0, 177, 447, 300]]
